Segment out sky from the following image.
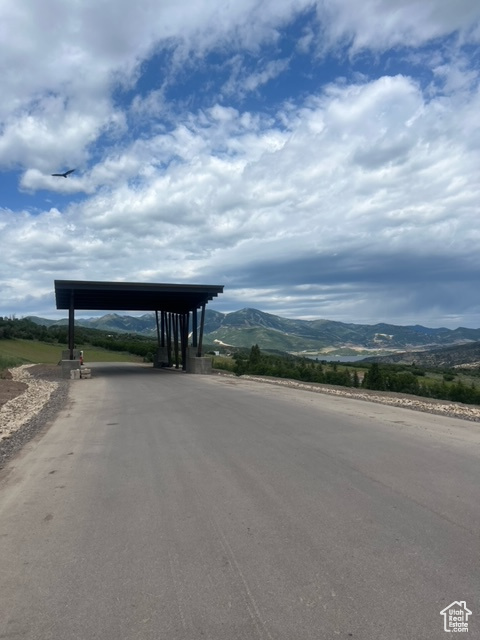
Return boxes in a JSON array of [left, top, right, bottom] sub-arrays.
[[1, 0, 479, 328]]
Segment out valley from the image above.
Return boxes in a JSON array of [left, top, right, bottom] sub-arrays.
[[27, 307, 480, 365]]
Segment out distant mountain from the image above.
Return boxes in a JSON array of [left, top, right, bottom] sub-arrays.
[[28, 313, 158, 335], [27, 308, 480, 358], [202, 308, 480, 353], [26, 316, 64, 328], [78, 313, 158, 335], [362, 341, 480, 369]]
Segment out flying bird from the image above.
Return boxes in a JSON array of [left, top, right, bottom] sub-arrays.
[[51, 169, 75, 178]]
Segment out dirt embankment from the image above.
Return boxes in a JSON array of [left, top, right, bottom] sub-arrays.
[[0, 368, 28, 407]]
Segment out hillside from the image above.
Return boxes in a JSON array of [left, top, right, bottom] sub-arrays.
[[27, 313, 157, 335], [362, 341, 480, 369], [27, 308, 480, 356], [204, 309, 480, 352]]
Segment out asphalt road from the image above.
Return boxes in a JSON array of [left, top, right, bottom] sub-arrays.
[[0, 363, 479, 639]]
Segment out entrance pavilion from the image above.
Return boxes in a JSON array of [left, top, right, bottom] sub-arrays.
[[54, 280, 224, 373]]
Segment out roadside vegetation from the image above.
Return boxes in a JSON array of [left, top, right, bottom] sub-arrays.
[[0, 354, 25, 376], [0, 316, 148, 371], [214, 345, 480, 406], [2, 317, 479, 405]]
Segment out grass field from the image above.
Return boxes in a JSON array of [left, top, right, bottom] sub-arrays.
[[0, 339, 143, 369]]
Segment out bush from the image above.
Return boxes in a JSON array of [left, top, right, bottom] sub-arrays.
[[385, 371, 419, 394]]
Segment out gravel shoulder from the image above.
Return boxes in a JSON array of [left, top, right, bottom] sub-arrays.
[[216, 371, 480, 422], [0, 364, 70, 470]]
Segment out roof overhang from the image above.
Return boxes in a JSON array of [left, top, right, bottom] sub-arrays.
[[54, 280, 224, 314]]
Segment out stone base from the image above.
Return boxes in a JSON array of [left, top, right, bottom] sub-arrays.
[[61, 359, 81, 379], [185, 356, 213, 374]]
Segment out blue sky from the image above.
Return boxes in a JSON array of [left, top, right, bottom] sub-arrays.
[[1, 0, 479, 327]]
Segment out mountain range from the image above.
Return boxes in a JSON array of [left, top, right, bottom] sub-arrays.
[[27, 308, 480, 357]]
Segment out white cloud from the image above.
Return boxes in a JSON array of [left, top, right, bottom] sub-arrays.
[[222, 57, 291, 98], [9, 74, 477, 293], [2, 0, 477, 172], [0, 1, 479, 326], [317, 0, 480, 53]]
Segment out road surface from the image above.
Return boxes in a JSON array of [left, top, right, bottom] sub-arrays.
[[1, 363, 479, 639]]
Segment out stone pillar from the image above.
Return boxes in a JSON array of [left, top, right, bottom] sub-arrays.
[[61, 359, 81, 378], [153, 347, 169, 368], [62, 349, 81, 360], [185, 347, 213, 374]]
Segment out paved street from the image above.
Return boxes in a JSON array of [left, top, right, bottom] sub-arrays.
[[1, 363, 479, 639]]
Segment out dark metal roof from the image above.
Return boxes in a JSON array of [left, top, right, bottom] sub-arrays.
[[54, 280, 224, 314]]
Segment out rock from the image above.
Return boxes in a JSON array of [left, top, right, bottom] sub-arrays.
[[0, 365, 59, 438]]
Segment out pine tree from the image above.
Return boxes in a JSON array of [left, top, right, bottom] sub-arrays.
[[363, 363, 385, 390], [352, 370, 360, 387]]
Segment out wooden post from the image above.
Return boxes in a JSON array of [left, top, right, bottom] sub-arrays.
[[181, 313, 189, 371], [192, 308, 198, 348], [166, 313, 173, 367], [197, 303, 206, 357], [179, 314, 185, 371], [161, 310, 166, 347], [173, 314, 179, 369], [68, 289, 75, 360], [155, 310, 161, 348]]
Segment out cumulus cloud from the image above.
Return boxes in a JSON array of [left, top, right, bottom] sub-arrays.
[[317, 0, 480, 53], [0, 0, 479, 327]]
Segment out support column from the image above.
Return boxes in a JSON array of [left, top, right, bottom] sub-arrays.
[[192, 308, 198, 349], [197, 303, 206, 357], [179, 314, 186, 371], [155, 310, 161, 348], [68, 289, 75, 360], [153, 310, 169, 367], [173, 314, 179, 369], [185, 303, 212, 373], [167, 313, 173, 367], [182, 313, 189, 371], [61, 288, 81, 377], [161, 311, 166, 347]]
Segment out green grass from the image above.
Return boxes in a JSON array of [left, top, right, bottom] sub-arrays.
[[0, 339, 143, 368], [420, 370, 478, 389], [0, 354, 26, 372]]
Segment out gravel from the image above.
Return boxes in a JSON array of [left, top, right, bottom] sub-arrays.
[[238, 373, 480, 422], [0, 365, 70, 471]]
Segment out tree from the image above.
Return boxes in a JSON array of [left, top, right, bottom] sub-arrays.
[[362, 363, 385, 390], [352, 370, 360, 388], [249, 344, 262, 367]]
